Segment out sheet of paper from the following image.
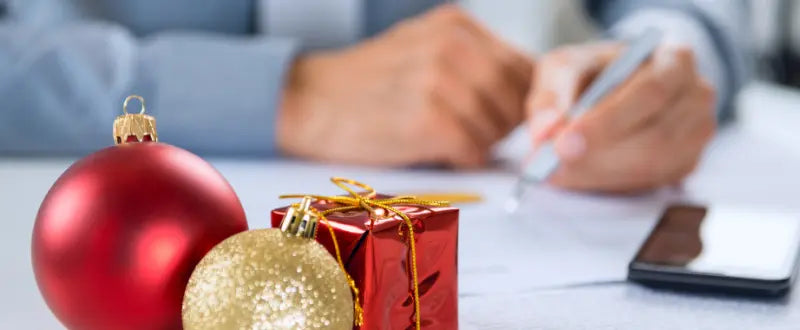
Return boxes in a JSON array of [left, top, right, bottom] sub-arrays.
[[458, 186, 681, 296]]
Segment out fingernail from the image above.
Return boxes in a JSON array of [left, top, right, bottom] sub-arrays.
[[530, 108, 560, 138], [555, 131, 585, 160]]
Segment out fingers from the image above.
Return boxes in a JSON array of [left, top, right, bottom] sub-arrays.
[[290, 6, 533, 169], [428, 5, 533, 85], [425, 64, 506, 147], [419, 96, 488, 169], [669, 78, 716, 145], [376, 4, 535, 169], [573, 46, 697, 149], [549, 73, 716, 192], [425, 5, 533, 134], [434, 27, 521, 132], [656, 78, 716, 184], [526, 43, 622, 142]]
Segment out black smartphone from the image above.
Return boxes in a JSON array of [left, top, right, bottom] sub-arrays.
[[628, 204, 800, 296]]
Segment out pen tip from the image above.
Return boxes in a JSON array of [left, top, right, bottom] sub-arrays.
[[506, 181, 526, 214]]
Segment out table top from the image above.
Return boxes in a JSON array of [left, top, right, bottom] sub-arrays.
[[2, 82, 800, 329]]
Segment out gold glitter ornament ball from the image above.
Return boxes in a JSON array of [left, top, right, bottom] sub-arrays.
[[182, 228, 354, 330]]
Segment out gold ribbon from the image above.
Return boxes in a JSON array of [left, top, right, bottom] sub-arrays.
[[281, 177, 450, 330]]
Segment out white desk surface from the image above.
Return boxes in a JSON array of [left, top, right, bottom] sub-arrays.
[[2, 82, 800, 329]]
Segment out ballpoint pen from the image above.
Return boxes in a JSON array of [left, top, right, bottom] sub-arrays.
[[507, 28, 663, 212]]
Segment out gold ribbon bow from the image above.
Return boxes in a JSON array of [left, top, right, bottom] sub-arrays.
[[281, 177, 450, 330]]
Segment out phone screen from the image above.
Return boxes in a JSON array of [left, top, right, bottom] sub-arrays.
[[634, 205, 800, 280]]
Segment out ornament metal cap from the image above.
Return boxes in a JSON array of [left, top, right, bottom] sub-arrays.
[[113, 95, 158, 144], [280, 196, 319, 238]]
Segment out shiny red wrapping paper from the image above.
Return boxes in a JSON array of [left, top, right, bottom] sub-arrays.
[[271, 196, 458, 329]]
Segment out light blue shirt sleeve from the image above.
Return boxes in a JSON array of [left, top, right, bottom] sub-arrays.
[[0, 0, 298, 156]]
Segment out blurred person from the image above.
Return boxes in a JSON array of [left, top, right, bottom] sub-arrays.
[[0, 0, 747, 192]]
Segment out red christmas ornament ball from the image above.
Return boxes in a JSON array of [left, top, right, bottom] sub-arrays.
[[32, 142, 248, 330]]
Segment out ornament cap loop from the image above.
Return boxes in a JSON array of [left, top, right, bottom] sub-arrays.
[[280, 196, 319, 238], [123, 95, 146, 114], [114, 95, 158, 144]]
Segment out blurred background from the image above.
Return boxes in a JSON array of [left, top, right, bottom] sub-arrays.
[[467, 0, 797, 88], [462, 0, 596, 54]]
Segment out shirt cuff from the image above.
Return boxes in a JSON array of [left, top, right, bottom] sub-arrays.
[[607, 8, 727, 116], [133, 33, 299, 156]]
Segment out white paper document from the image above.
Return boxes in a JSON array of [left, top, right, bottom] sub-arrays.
[[458, 186, 683, 296]]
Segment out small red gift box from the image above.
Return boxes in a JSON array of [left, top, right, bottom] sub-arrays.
[[271, 194, 458, 329]]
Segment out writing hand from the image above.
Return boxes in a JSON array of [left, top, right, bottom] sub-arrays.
[[527, 43, 715, 192]]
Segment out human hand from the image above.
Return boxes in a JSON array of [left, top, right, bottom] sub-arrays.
[[277, 5, 532, 168], [526, 42, 716, 192]]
